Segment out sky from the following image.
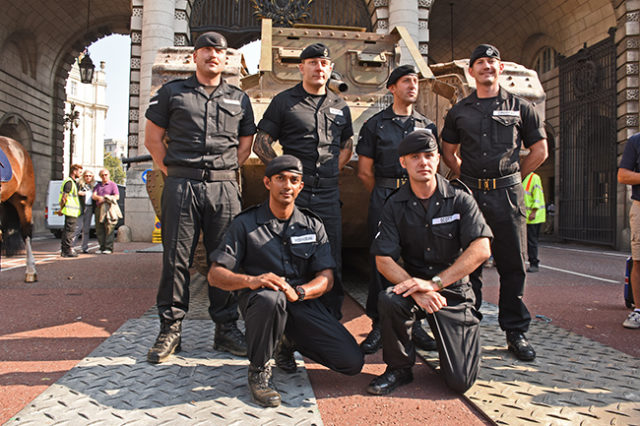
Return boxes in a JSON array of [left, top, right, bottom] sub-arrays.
[[87, 36, 261, 141]]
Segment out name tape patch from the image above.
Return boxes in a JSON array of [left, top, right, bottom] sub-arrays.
[[414, 127, 433, 134], [432, 213, 460, 225], [291, 234, 317, 244], [329, 108, 343, 116], [493, 110, 520, 117], [223, 98, 241, 105]]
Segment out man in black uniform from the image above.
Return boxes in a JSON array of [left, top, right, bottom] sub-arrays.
[[367, 130, 492, 395], [208, 155, 363, 407], [253, 43, 354, 319], [144, 32, 256, 363], [357, 65, 438, 354], [441, 44, 548, 361]]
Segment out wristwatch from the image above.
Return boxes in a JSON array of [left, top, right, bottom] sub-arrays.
[[295, 285, 306, 302], [431, 275, 444, 291]]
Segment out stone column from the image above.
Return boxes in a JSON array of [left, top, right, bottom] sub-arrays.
[[388, 0, 419, 65], [126, 0, 176, 242], [615, 2, 640, 250]]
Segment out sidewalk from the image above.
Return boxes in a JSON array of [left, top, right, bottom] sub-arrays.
[[1, 240, 639, 424]]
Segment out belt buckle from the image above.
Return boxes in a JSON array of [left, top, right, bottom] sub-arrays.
[[396, 178, 407, 188], [481, 178, 496, 190]]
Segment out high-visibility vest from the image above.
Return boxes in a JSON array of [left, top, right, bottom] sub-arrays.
[[523, 173, 546, 224], [59, 177, 81, 218]]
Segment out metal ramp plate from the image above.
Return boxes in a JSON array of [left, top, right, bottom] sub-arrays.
[[345, 278, 640, 425], [8, 319, 323, 425]]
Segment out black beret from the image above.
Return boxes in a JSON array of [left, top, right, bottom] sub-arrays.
[[469, 44, 500, 66], [398, 129, 438, 157], [387, 64, 418, 88], [265, 155, 304, 178], [194, 31, 228, 50], [300, 43, 330, 60]]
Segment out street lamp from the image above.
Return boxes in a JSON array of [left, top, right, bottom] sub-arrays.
[[63, 102, 80, 175], [78, 0, 95, 84]]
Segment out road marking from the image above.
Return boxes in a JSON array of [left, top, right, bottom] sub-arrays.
[[540, 244, 628, 258], [1, 244, 100, 271], [540, 264, 619, 284]]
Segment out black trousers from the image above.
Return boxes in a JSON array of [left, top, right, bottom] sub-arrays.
[[157, 177, 240, 324], [61, 215, 77, 254], [365, 185, 395, 321], [295, 186, 343, 319], [378, 284, 481, 393], [526, 223, 541, 267], [238, 288, 363, 375], [470, 184, 531, 332]]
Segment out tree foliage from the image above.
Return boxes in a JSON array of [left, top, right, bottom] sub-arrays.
[[104, 152, 126, 184]]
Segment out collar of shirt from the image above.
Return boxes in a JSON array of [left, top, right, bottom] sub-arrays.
[[255, 201, 311, 232], [290, 82, 342, 110], [391, 174, 455, 204], [380, 105, 424, 121], [184, 74, 231, 98], [465, 85, 509, 106]]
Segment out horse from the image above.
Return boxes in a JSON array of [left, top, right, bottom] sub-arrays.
[[0, 136, 37, 282]]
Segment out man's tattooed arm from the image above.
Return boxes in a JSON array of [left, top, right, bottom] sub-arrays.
[[252, 130, 277, 164], [338, 137, 354, 170]]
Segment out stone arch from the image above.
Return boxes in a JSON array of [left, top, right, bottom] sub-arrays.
[[0, 113, 34, 151], [49, 14, 130, 179], [189, 0, 373, 48], [1, 31, 38, 80], [521, 33, 560, 71], [427, 0, 616, 64]]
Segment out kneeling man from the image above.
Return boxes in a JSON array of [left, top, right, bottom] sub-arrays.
[[209, 155, 363, 407], [368, 130, 492, 395]]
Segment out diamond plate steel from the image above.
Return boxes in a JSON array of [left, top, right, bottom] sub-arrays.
[[141, 272, 217, 321], [8, 320, 323, 425], [344, 277, 640, 426]]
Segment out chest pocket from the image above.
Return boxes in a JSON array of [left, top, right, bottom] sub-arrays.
[[289, 240, 318, 275], [325, 112, 347, 145], [430, 221, 461, 262], [218, 102, 243, 134]]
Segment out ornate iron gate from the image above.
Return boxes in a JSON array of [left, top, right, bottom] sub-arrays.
[[558, 32, 617, 245]]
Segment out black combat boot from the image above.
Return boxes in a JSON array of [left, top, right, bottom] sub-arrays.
[[214, 322, 248, 356], [274, 334, 297, 374], [147, 318, 182, 364], [360, 322, 382, 354], [412, 321, 437, 351], [248, 364, 281, 407]]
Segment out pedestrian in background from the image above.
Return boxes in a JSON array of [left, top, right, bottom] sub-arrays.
[[617, 132, 640, 329], [59, 164, 82, 257], [92, 168, 119, 254], [73, 169, 95, 254], [523, 172, 545, 272]]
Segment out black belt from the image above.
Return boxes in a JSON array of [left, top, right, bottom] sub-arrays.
[[376, 177, 408, 189], [167, 166, 237, 182], [302, 175, 339, 188], [460, 173, 520, 191]]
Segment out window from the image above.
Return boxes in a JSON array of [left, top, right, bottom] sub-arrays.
[[533, 46, 557, 75]]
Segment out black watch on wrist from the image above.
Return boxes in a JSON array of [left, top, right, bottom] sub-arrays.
[[295, 286, 306, 302]]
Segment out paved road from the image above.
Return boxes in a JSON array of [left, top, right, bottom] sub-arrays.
[[1, 235, 637, 424]]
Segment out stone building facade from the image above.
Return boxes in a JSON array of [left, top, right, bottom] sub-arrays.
[[0, 0, 637, 248]]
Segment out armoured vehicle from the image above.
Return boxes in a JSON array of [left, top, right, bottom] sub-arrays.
[[146, 19, 545, 256]]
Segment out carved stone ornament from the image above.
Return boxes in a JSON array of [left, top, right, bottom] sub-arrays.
[[573, 59, 598, 96], [251, 0, 314, 26]]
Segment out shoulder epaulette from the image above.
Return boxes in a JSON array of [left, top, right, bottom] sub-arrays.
[[449, 178, 471, 194], [298, 206, 323, 222]]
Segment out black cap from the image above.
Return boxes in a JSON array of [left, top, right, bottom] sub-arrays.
[[469, 44, 500, 66], [398, 129, 438, 156], [194, 31, 228, 51], [300, 43, 330, 60], [265, 155, 304, 178], [386, 64, 419, 88]]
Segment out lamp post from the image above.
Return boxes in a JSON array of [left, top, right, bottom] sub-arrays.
[[63, 102, 80, 175]]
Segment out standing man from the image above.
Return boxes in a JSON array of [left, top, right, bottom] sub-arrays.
[[92, 169, 119, 254], [144, 31, 256, 363], [357, 65, 438, 354], [441, 44, 548, 361], [209, 155, 363, 407], [523, 172, 545, 272], [59, 164, 82, 258], [367, 130, 491, 395], [253, 43, 354, 318], [617, 133, 640, 329]]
